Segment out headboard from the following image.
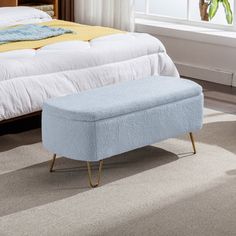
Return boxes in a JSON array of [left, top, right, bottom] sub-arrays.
[[0, 0, 58, 19], [0, 0, 18, 7]]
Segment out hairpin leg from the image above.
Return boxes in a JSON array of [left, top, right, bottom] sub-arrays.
[[49, 154, 57, 172], [189, 132, 197, 154], [87, 160, 103, 188]]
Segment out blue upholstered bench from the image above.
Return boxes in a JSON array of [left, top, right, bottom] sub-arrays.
[[42, 76, 203, 188]]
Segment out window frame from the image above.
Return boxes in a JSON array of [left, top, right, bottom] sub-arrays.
[[135, 0, 236, 31]]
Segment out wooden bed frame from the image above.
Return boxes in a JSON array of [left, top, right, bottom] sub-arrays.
[[0, 112, 41, 135], [0, 111, 41, 124]]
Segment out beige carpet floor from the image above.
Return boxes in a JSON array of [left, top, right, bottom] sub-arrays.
[[0, 108, 236, 236]]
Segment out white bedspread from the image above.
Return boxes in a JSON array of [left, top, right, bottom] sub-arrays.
[[0, 33, 179, 121]]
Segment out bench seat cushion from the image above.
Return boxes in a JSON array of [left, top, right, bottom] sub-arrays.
[[42, 76, 203, 161], [43, 76, 202, 122]]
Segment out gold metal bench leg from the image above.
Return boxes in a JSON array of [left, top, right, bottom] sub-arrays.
[[189, 132, 197, 154], [49, 154, 57, 172], [87, 160, 103, 188]]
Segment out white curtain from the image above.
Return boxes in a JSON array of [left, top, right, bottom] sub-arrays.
[[74, 0, 135, 31]]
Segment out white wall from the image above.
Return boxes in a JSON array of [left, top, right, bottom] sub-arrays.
[[136, 22, 236, 87], [158, 35, 236, 86]]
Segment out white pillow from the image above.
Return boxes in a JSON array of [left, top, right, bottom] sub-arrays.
[[0, 6, 52, 27]]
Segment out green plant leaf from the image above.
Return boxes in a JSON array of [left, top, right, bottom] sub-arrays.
[[208, 0, 219, 20], [222, 0, 233, 24]]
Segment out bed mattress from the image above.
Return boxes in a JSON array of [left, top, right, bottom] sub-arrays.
[[0, 31, 179, 121]]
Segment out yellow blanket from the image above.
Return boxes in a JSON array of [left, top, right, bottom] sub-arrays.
[[0, 20, 123, 53]]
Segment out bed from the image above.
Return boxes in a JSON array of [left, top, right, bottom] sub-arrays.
[[0, 7, 179, 122]]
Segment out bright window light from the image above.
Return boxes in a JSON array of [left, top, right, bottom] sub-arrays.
[[135, 0, 235, 29]]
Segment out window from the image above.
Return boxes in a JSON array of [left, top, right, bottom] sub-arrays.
[[135, 0, 235, 30]]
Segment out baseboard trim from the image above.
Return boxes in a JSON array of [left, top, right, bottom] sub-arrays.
[[175, 62, 234, 87], [232, 74, 236, 87]]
